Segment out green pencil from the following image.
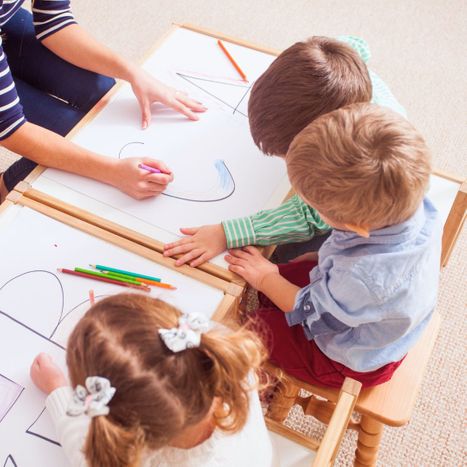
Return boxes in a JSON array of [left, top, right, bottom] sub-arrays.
[[75, 268, 145, 286], [104, 270, 147, 282], [90, 264, 161, 282]]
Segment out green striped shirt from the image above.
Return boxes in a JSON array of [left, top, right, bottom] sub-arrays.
[[339, 35, 407, 117], [222, 36, 406, 249], [222, 195, 330, 248]]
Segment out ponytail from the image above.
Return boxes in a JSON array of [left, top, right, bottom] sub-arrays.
[[202, 321, 267, 432], [84, 415, 145, 467]]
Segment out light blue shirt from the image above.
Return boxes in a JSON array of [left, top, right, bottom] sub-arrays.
[[288, 198, 442, 372]]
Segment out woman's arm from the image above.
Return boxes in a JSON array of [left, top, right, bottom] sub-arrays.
[[2, 122, 172, 199], [41, 25, 206, 128]]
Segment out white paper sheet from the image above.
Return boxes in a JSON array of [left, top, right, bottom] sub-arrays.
[[31, 28, 290, 268], [0, 205, 224, 465]]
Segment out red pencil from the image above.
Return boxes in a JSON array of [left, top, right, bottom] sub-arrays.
[[217, 40, 248, 82], [58, 268, 150, 292]]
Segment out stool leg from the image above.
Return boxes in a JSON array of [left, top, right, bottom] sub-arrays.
[[266, 378, 299, 422], [354, 415, 384, 466]]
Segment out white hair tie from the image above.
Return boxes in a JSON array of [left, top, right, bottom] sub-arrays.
[[67, 376, 116, 418], [158, 312, 210, 353]]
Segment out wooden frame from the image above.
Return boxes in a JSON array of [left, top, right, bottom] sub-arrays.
[[19, 23, 286, 285], [431, 170, 467, 266], [3, 190, 243, 322]]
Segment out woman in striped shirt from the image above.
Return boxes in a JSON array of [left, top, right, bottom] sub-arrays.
[[0, 1, 205, 202]]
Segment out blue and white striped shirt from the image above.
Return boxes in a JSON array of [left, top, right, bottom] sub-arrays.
[[0, 0, 76, 139]]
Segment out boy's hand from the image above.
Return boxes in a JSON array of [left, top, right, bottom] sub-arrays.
[[163, 224, 227, 267], [30, 353, 67, 395], [225, 246, 279, 290]]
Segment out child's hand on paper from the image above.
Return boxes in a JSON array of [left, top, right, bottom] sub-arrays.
[[164, 224, 227, 267], [30, 353, 67, 395], [130, 69, 207, 128], [225, 246, 279, 291], [111, 158, 173, 199]]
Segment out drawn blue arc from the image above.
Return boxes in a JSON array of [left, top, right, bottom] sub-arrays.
[[118, 142, 236, 202]]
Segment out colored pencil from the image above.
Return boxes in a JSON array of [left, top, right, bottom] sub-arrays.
[[217, 40, 248, 82], [104, 271, 174, 289], [144, 281, 177, 290], [89, 289, 95, 306], [138, 163, 161, 174], [75, 268, 144, 286], [91, 264, 161, 282], [58, 269, 150, 292]]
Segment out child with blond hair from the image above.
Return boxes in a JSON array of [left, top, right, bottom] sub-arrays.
[[30, 294, 273, 466], [164, 35, 405, 266], [225, 103, 441, 387]]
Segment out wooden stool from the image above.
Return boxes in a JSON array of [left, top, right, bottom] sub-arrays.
[[267, 377, 362, 466], [266, 312, 441, 466]]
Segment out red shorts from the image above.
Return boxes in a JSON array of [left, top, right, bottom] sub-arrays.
[[254, 260, 404, 388]]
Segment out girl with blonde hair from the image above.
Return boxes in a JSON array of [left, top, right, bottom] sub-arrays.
[[31, 293, 273, 467]]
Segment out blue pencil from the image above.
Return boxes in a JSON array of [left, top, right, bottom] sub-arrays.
[[90, 264, 161, 283]]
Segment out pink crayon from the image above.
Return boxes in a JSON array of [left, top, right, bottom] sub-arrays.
[[138, 163, 162, 174]]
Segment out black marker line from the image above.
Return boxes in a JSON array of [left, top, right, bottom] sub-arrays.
[[0, 375, 24, 424], [0, 270, 65, 338], [175, 73, 250, 88], [25, 407, 61, 447], [4, 455, 18, 467], [176, 74, 247, 117], [0, 311, 65, 351], [232, 82, 253, 116], [118, 141, 144, 159]]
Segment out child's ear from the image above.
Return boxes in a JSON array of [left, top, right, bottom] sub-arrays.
[[345, 224, 370, 238]]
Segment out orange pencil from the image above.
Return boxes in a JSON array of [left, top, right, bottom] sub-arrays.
[[144, 281, 177, 290], [217, 40, 248, 82]]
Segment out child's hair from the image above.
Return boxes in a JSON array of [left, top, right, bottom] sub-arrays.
[[286, 102, 431, 228], [66, 293, 266, 467], [248, 36, 372, 156]]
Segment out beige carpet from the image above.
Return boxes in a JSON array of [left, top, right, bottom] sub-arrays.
[[1, 1, 466, 465]]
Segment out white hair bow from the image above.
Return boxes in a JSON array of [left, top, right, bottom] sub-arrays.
[[158, 312, 210, 353], [67, 376, 116, 418]]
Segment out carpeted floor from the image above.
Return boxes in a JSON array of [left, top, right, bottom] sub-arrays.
[[1, 1, 466, 465]]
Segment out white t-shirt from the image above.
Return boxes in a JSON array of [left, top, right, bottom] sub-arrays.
[[46, 386, 274, 467]]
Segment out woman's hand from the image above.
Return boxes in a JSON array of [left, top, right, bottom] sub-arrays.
[[30, 353, 67, 395], [130, 69, 207, 128], [109, 158, 174, 199]]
